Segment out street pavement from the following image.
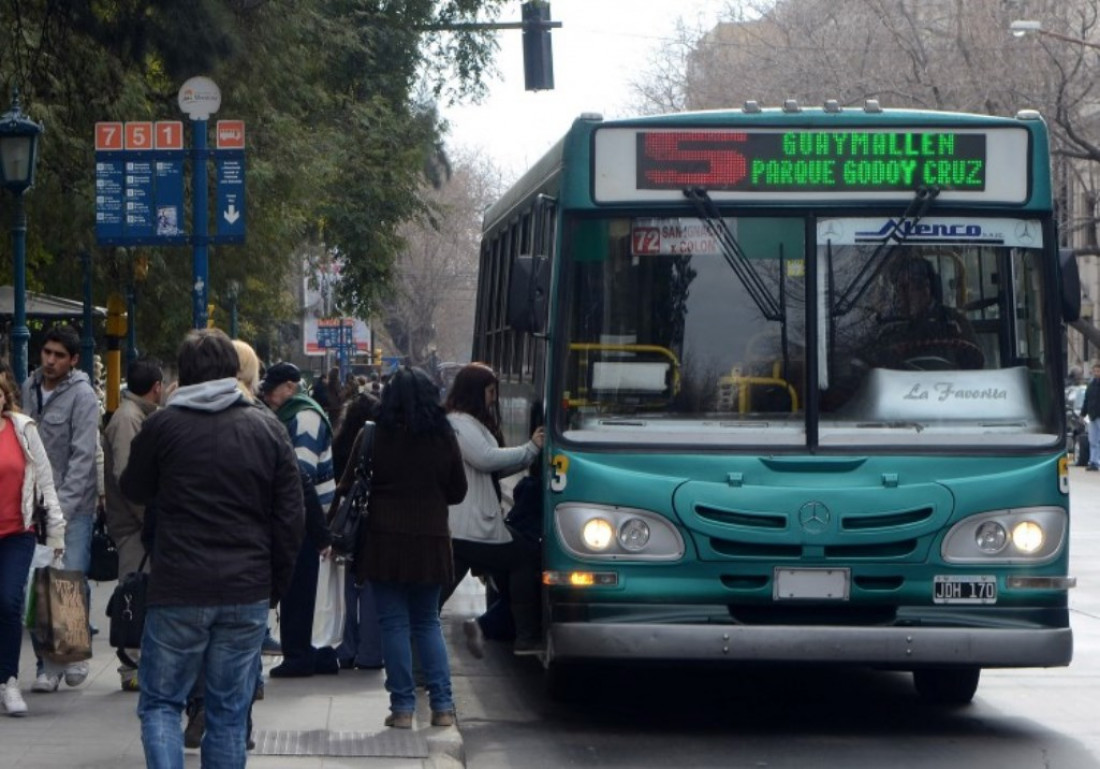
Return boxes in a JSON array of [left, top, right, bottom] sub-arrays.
[[1, 573, 484, 768]]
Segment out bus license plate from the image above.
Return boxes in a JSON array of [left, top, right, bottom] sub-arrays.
[[933, 575, 997, 604], [774, 568, 850, 600]]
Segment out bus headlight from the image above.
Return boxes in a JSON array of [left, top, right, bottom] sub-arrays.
[[974, 521, 1007, 554], [1011, 521, 1044, 553], [942, 507, 1066, 564], [618, 518, 651, 552], [582, 518, 614, 551], [555, 503, 684, 561]]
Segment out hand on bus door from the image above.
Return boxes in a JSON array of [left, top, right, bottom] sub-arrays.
[[531, 426, 545, 449]]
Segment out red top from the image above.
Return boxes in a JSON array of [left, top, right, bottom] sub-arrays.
[[0, 419, 28, 538]]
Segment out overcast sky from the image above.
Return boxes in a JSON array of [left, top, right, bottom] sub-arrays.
[[443, 0, 730, 183]]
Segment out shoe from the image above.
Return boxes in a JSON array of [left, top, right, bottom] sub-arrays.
[[384, 712, 413, 729], [261, 635, 282, 656], [314, 647, 340, 675], [430, 710, 456, 727], [31, 673, 60, 693], [354, 661, 384, 670], [1088, 465, 1099, 472], [513, 637, 544, 656], [184, 702, 205, 749], [1, 677, 27, 717], [269, 661, 314, 678], [463, 618, 485, 659], [64, 661, 89, 687], [118, 665, 139, 692]]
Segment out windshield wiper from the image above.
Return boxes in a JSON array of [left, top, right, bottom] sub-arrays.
[[684, 187, 783, 321], [831, 185, 940, 317]]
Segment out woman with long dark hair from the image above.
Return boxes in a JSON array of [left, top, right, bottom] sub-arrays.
[[343, 366, 466, 728], [441, 363, 544, 656]]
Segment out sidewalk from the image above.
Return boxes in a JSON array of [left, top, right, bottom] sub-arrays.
[[2, 574, 481, 768]]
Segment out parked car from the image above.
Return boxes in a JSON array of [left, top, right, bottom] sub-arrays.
[[1066, 384, 1089, 466]]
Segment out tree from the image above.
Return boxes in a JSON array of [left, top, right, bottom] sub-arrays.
[[378, 150, 504, 367], [0, 0, 509, 362]]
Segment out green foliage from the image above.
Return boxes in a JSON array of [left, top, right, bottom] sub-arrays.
[[0, 0, 506, 362]]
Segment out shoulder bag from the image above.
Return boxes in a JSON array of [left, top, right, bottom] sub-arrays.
[[88, 508, 119, 582], [106, 553, 149, 664], [328, 421, 375, 559]]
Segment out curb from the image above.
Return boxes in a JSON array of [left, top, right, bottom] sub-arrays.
[[417, 700, 465, 769]]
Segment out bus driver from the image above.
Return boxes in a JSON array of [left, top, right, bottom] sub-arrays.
[[866, 256, 984, 371]]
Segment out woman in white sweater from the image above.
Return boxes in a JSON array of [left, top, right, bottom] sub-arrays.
[[442, 364, 544, 655]]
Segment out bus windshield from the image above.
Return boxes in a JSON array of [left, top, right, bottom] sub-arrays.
[[558, 214, 1060, 449]]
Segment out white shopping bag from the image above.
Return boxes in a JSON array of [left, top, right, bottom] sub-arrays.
[[311, 557, 346, 648]]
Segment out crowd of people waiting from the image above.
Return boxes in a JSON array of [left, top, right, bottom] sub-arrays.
[[0, 323, 545, 769]]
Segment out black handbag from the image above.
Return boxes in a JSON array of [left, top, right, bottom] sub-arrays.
[[88, 510, 119, 582], [328, 421, 375, 559], [106, 554, 149, 662]]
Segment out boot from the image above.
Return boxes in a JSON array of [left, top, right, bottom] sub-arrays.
[[511, 602, 543, 656]]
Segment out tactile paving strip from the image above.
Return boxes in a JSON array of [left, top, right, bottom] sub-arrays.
[[251, 729, 429, 757]]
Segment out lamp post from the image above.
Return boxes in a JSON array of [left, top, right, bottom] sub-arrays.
[[226, 279, 240, 339], [0, 88, 43, 385], [1010, 20, 1100, 50]]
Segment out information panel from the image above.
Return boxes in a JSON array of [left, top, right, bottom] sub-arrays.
[[215, 151, 246, 243], [636, 131, 986, 192], [95, 120, 191, 246], [592, 125, 1031, 205]]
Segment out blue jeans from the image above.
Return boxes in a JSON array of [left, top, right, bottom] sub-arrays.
[[0, 532, 35, 681], [1089, 419, 1100, 468], [338, 572, 382, 667], [138, 600, 268, 769], [373, 581, 453, 714], [62, 512, 93, 574]]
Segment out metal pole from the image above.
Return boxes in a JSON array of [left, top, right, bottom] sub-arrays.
[[230, 296, 238, 339], [126, 281, 137, 367], [11, 192, 27, 385], [80, 249, 94, 379], [192, 118, 209, 329]]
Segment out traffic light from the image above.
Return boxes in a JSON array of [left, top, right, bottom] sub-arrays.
[[373, 348, 382, 367], [522, 1, 555, 91]]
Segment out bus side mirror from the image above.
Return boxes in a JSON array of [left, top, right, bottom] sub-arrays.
[[507, 254, 550, 334], [1060, 247, 1081, 323]]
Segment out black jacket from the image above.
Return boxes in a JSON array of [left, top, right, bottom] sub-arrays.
[[121, 399, 304, 608], [1083, 379, 1100, 421]]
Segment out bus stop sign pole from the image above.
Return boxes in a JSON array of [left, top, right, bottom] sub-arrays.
[[178, 77, 221, 329]]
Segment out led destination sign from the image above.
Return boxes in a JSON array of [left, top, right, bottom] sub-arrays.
[[636, 130, 987, 193]]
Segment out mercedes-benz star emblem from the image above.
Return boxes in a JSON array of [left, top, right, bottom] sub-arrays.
[[798, 501, 831, 534]]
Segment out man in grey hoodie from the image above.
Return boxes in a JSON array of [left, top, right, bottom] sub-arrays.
[[20, 324, 101, 692]]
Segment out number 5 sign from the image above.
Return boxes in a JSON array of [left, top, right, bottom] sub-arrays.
[[125, 122, 154, 151]]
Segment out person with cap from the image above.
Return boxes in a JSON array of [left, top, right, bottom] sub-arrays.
[[259, 362, 340, 677]]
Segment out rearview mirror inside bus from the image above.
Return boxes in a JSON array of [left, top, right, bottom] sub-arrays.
[[1059, 247, 1081, 323], [507, 254, 550, 334]]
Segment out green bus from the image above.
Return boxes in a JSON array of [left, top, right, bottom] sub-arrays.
[[474, 101, 1079, 703]]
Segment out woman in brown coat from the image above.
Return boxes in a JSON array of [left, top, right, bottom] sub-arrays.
[[337, 366, 466, 728]]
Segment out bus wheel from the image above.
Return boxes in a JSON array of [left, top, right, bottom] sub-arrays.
[[912, 667, 980, 705]]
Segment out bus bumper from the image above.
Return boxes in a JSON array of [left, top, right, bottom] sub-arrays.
[[547, 623, 1073, 667]]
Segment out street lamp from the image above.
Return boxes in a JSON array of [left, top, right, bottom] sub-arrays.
[[0, 88, 43, 385], [1010, 20, 1100, 50], [226, 279, 241, 339]]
